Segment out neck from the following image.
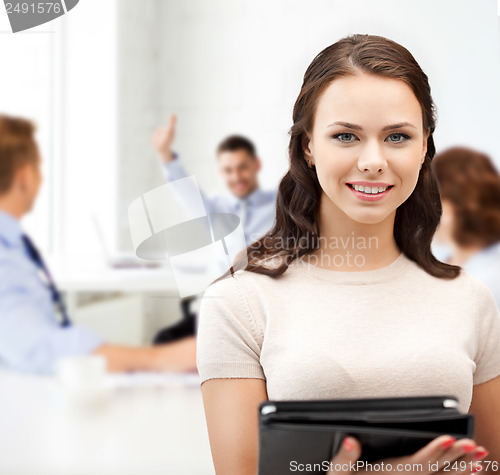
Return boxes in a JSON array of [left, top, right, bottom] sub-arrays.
[[241, 182, 259, 199], [0, 197, 25, 220], [310, 194, 400, 271]]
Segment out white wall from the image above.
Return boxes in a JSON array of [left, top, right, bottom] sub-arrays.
[[0, 14, 56, 251], [116, 0, 166, 251], [60, 0, 118, 256], [0, 0, 120, 257]]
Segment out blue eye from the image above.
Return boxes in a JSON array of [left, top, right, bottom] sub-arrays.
[[386, 133, 411, 143], [332, 133, 358, 143]]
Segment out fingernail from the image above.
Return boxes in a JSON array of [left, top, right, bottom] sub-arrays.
[[342, 438, 354, 451], [472, 465, 483, 473], [475, 450, 489, 460], [442, 438, 456, 449], [462, 443, 477, 453]]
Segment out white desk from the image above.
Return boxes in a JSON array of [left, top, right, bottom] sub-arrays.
[[47, 255, 209, 344], [48, 254, 212, 294], [0, 368, 215, 475], [48, 254, 181, 294]]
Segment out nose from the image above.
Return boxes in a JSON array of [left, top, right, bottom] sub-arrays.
[[357, 140, 387, 174]]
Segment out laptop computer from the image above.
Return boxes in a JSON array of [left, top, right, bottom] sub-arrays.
[[92, 215, 161, 269]]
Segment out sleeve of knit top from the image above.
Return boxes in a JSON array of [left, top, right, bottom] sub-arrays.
[[473, 279, 500, 385], [196, 274, 266, 384]]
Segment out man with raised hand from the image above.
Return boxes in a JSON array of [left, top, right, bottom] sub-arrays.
[[151, 115, 277, 344], [153, 114, 277, 248]]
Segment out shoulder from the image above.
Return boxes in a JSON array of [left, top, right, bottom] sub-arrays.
[[0, 244, 20, 272], [252, 188, 277, 205], [0, 246, 32, 295], [199, 272, 270, 344], [204, 267, 277, 301], [405, 256, 480, 292], [201, 273, 253, 316], [207, 191, 236, 209], [263, 189, 278, 202], [391, 256, 497, 317], [201, 267, 282, 324], [445, 267, 494, 299], [462, 270, 500, 316], [454, 270, 499, 315], [421, 261, 497, 313]]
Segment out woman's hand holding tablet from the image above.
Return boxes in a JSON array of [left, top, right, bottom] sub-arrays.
[[327, 435, 488, 475]]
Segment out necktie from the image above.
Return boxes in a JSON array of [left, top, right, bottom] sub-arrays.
[[21, 234, 71, 327]]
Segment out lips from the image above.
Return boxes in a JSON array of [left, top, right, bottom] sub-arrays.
[[347, 181, 392, 187], [346, 182, 394, 201], [347, 183, 393, 194]]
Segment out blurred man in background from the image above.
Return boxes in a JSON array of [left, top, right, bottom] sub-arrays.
[[153, 114, 277, 246], [0, 114, 196, 374], [152, 114, 277, 343], [432, 146, 500, 308]]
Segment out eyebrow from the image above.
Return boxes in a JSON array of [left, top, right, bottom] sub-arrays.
[[327, 121, 417, 131]]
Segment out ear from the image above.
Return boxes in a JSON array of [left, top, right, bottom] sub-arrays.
[[17, 162, 39, 193], [255, 157, 262, 172], [301, 132, 314, 166], [421, 128, 430, 168], [15, 164, 30, 191]]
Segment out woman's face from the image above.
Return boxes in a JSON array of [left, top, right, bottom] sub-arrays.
[[304, 72, 429, 226]]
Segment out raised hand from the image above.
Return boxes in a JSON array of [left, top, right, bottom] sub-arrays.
[[153, 114, 177, 163]]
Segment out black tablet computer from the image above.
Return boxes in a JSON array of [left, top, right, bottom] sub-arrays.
[[258, 396, 473, 475]]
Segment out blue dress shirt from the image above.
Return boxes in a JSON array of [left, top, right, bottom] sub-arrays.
[[462, 242, 500, 310], [163, 156, 277, 246], [0, 210, 103, 374], [432, 240, 500, 310]]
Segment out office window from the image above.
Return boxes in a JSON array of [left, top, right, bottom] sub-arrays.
[[0, 22, 57, 251]]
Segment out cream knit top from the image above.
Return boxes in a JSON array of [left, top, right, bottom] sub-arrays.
[[196, 252, 500, 414]]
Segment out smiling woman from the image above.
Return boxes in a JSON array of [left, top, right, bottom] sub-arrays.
[[196, 34, 500, 474], [240, 35, 450, 277]]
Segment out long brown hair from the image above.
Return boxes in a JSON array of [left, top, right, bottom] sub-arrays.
[[231, 34, 461, 280], [432, 147, 500, 248]]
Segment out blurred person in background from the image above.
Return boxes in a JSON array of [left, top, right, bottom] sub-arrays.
[[151, 115, 277, 344], [0, 114, 197, 374], [153, 114, 277, 246], [432, 147, 500, 308]]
